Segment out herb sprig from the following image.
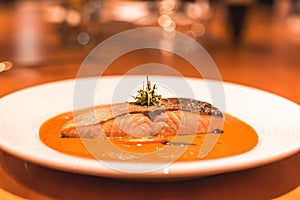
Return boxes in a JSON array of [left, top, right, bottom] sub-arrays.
[[132, 76, 162, 107]]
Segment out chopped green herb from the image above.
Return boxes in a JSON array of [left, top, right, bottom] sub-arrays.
[[132, 75, 162, 107]]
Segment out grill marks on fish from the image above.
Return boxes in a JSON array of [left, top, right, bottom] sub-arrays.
[[61, 98, 224, 138]]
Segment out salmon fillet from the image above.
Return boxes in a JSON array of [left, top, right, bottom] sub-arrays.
[[61, 98, 224, 138]]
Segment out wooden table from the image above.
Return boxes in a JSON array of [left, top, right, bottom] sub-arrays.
[[0, 2, 299, 199]]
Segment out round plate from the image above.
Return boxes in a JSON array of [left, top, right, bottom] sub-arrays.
[[0, 76, 299, 180]]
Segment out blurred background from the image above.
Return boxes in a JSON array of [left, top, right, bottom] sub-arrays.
[[0, 0, 299, 65], [0, 0, 299, 98]]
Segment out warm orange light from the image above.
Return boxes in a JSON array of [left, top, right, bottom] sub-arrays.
[[164, 20, 176, 32], [158, 14, 176, 32], [158, 14, 172, 27], [159, 0, 176, 15], [190, 23, 206, 37], [45, 5, 66, 24], [66, 9, 81, 26], [0, 61, 13, 72]]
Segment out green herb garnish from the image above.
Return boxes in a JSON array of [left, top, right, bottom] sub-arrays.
[[132, 76, 162, 107]]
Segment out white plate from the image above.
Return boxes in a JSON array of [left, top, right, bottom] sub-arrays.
[[0, 76, 299, 180]]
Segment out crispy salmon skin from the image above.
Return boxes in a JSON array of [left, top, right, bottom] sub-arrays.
[[61, 98, 224, 138]]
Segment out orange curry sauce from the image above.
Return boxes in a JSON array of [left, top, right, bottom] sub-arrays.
[[39, 112, 258, 162]]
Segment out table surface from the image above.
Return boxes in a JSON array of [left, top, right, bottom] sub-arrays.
[[0, 2, 299, 200]]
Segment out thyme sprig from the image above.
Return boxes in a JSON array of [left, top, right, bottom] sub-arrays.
[[132, 76, 162, 107]]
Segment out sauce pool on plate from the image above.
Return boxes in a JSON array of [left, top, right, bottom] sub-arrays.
[[39, 112, 258, 162]]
